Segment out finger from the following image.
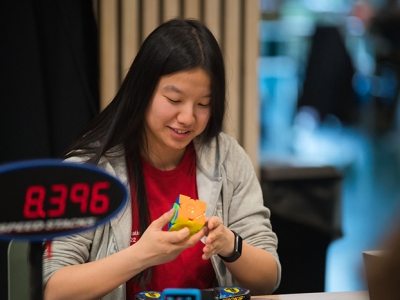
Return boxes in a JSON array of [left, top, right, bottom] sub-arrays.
[[203, 224, 210, 237], [202, 250, 210, 260], [170, 226, 205, 248], [152, 209, 175, 230], [187, 227, 206, 245], [206, 216, 221, 230], [169, 227, 190, 243], [202, 243, 215, 260]]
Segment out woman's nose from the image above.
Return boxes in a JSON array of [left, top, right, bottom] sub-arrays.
[[177, 104, 195, 125]]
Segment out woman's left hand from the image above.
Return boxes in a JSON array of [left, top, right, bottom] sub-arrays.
[[202, 216, 279, 295], [202, 216, 235, 260]]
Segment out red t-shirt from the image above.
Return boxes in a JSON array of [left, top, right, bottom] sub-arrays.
[[126, 143, 215, 299]]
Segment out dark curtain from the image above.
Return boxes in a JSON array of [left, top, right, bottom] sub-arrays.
[[0, 0, 99, 296]]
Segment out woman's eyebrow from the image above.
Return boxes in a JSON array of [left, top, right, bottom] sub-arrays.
[[163, 85, 211, 98], [163, 85, 182, 94]]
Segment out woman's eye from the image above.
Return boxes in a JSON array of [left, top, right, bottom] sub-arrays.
[[198, 103, 210, 107], [166, 97, 180, 103]]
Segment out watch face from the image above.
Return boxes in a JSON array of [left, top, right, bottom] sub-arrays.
[[0, 159, 128, 241]]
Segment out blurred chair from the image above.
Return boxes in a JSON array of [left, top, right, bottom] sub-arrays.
[[261, 165, 342, 294]]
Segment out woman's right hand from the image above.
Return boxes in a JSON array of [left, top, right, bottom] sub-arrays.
[[43, 209, 205, 300], [134, 209, 206, 268]]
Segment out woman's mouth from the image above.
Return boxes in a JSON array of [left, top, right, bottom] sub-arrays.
[[173, 128, 190, 134]]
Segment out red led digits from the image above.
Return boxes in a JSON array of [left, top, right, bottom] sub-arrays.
[[24, 186, 46, 218], [70, 183, 90, 213], [90, 181, 110, 214], [23, 182, 110, 219], [47, 184, 68, 217]]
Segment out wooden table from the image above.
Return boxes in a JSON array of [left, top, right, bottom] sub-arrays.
[[253, 291, 369, 300]]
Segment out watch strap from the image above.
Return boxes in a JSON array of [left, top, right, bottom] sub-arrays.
[[218, 230, 242, 263]]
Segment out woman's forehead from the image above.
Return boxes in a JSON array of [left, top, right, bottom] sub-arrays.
[[157, 69, 211, 95]]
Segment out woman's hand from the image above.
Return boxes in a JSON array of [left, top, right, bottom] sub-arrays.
[[201, 216, 235, 260], [43, 210, 206, 300], [201, 216, 279, 295], [134, 209, 206, 268]]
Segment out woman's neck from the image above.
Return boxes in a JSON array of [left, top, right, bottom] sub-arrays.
[[141, 146, 186, 171]]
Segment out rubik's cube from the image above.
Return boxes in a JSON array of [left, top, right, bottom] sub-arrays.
[[168, 194, 207, 236]]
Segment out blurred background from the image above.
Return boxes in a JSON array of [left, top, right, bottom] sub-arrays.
[[258, 0, 400, 293], [2, 0, 400, 298]]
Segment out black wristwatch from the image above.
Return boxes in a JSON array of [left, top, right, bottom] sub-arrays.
[[218, 230, 242, 263]]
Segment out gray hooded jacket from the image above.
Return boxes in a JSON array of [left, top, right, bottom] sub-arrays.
[[43, 132, 281, 299]]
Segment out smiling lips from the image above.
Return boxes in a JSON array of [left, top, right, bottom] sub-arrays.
[[172, 128, 191, 134]]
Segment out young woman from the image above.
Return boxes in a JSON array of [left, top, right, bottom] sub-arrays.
[[43, 18, 281, 300]]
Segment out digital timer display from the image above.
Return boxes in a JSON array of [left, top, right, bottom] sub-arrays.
[[23, 181, 110, 219], [0, 159, 128, 241]]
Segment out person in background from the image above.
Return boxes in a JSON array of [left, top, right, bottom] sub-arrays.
[[43, 18, 280, 300]]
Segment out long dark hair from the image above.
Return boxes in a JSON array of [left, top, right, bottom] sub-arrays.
[[63, 18, 226, 284]]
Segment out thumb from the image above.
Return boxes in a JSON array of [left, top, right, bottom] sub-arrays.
[[153, 208, 175, 230]]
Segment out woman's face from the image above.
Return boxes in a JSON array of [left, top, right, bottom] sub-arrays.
[[143, 68, 211, 166]]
